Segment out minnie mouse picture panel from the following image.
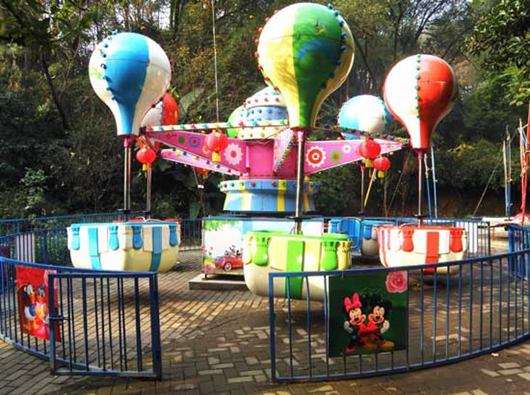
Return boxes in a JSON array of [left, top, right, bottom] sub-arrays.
[[328, 272, 408, 357]]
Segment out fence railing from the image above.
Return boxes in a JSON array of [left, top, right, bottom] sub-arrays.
[[0, 215, 200, 380], [268, 248, 529, 382], [0, 212, 140, 237], [0, 257, 161, 378], [327, 217, 491, 257], [0, 220, 203, 268], [179, 219, 202, 251], [0, 228, 69, 266]]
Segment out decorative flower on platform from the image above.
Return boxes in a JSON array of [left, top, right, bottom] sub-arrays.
[[385, 271, 408, 293], [223, 143, 243, 166], [306, 146, 326, 168]]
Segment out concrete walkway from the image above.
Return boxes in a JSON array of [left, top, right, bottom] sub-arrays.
[[1, 249, 530, 395]]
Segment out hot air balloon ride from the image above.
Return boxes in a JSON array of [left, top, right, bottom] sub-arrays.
[[89, 31, 172, 214], [130, 3, 403, 288], [67, 32, 179, 272], [379, 54, 466, 272]]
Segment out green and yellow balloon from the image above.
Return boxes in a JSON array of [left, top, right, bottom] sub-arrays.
[[257, 3, 354, 129]]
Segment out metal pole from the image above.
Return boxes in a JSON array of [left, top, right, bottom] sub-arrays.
[[146, 164, 152, 219], [417, 150, 424, 226], [503, 127, 512, 217], [519, 108, 530, 226], [424, 152, 432, 218], [295, 129, 306, 234], [123, 137, 133, 221], [359, 164, 365, 216], [211, 0, 220, 122], [431, 146, 439, 218]]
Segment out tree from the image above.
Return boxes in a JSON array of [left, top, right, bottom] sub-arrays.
[[467, 0, 530, 105]]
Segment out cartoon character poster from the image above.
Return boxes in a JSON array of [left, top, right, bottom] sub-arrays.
[[328, 271, 408, 357], [202, 217, 323, 276], [16, 266, 60, 341]]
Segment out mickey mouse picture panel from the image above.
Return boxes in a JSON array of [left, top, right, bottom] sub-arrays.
[[328, 272, 408, 357]]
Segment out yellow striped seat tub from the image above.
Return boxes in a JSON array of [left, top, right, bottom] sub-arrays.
[[243, 231, 352, 301]]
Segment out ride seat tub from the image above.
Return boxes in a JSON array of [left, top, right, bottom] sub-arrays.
[[67, 222, 179, 272], [332, 218, 394, 256], [377, 225, 467, 274], [243, 231, 352, 301]]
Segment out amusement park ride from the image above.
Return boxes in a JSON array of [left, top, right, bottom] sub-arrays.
[[67, 2, 468, 297]]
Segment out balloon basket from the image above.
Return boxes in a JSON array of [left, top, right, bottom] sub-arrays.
[[242, 231, 351, 301], [377, 225, 467, 274], [67, 222, 180, 272]]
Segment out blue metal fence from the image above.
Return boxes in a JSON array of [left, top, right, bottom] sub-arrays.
[[328, 217, 491, 257], [0, 228, 69, 266], [0, 257, 162, 379], [0, 219, 203, 266], [0, 212, 137, 237], [179, 218, 202, 251], [268, 247, 529, 382], [0, 215, 203, 379], [48, 270, 161, 378]]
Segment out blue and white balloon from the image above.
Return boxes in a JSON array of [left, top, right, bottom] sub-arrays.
[[338, 95, 392, 140], [89, 32, 171, 137]]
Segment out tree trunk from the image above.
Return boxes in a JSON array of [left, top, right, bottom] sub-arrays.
[[40, 51, 70, 132]]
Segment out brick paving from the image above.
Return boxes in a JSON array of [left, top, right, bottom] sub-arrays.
[[1, 247, 530, 394]]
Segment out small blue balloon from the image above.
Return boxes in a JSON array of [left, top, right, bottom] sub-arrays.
[[338, 95, 392, 140]]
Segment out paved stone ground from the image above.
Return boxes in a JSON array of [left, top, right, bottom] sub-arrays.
[[2, 245, 530, 394]]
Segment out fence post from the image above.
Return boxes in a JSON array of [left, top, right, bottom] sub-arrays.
[[42, 230, 48, 265], [268, 273, 277, 383], [48, 274, 57, 374], [149, 274, 162, 380]]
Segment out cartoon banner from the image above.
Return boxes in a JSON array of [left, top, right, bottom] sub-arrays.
[[202, 217, 323, 276], [328, 271, 408, 357], [16, 266, 60, 341]]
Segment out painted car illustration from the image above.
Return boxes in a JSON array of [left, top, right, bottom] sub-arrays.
[[214, 247, 243, 272]]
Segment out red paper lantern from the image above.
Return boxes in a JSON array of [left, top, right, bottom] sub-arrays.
[[373, 156, 391, 172], [195, 167, 210, 176], [373, 156, 391, 178], [136, 147, 157, 165], [358, 139, 381, 159], [205, 131, 228, 162], [358, 139, 381, 167], [205, 131, 228, 152]]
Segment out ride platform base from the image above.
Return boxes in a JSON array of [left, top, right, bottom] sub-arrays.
[[188, 274, 248, 291]]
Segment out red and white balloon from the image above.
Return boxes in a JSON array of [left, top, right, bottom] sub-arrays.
[[142, 92, 179, 127], [383, 54, 457, 151]]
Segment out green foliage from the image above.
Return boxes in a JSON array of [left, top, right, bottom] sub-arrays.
[[436, 139, 503, 191], [467, 0, 530, 105], [313, 165, 358, 216], [203, 219, 238, 231], [0, 0, 527, 220]]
